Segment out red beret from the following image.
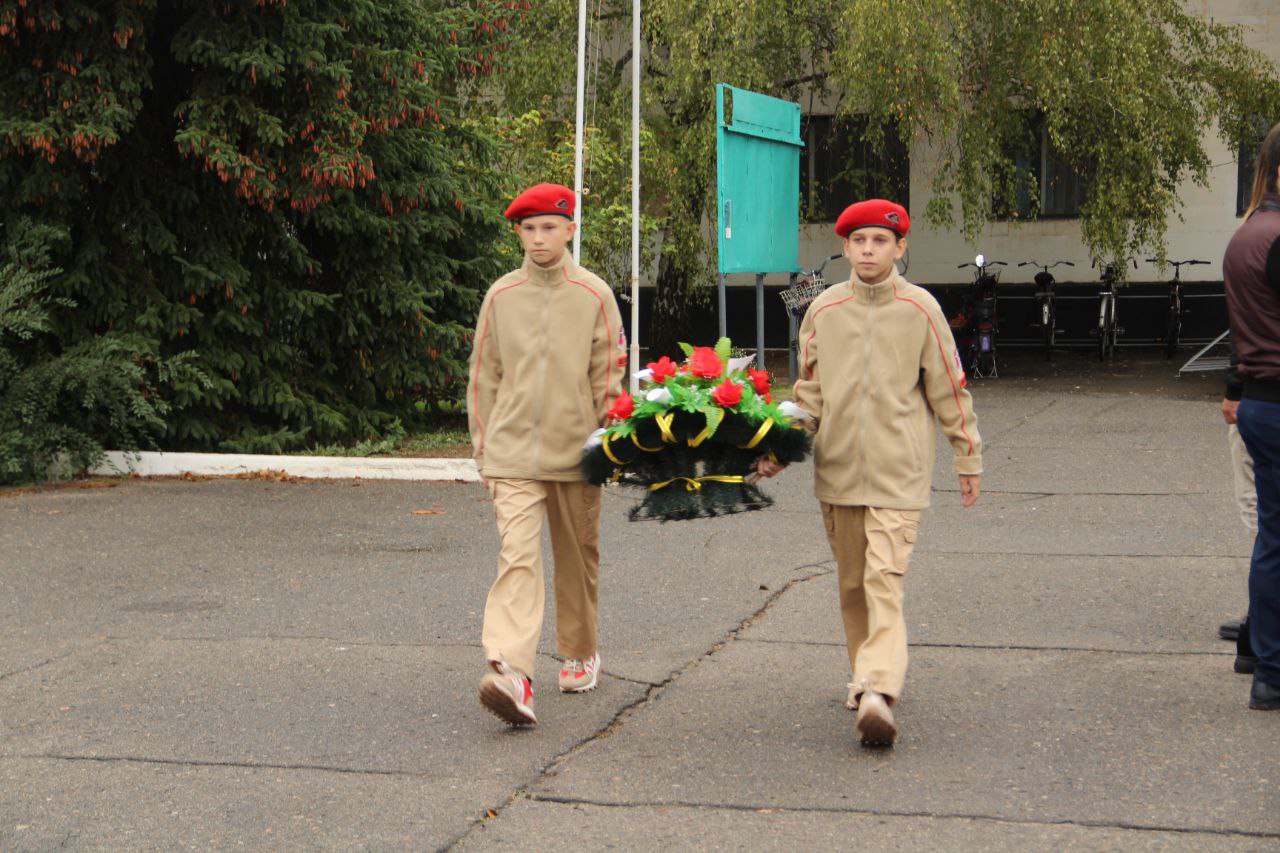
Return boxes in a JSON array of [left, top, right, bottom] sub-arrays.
[[504, 183, 575, 221], [834, 199, 910, 238]]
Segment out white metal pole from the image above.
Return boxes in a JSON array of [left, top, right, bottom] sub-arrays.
[[629, 0, 641, 392], [573, 0, 587, 263]]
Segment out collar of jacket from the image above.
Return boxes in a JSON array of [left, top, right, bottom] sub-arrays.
[[522, 252, 576, 287], [849, 270, 901, 304]]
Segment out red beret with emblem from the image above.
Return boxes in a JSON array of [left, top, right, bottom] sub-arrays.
[[834, 199, 910, 238], [504, 183, 575, 221]]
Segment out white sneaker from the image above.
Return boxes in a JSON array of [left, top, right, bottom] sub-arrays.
[[558, 652, 600, 693], [855, 691, 898, 747], [479, 659, 537, 726]]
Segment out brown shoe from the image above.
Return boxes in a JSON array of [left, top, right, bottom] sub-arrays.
[[855, 691, 898, 747]]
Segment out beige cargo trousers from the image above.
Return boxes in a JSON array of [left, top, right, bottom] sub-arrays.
[[821, 503, 922, 703], [482, 478, 602, 679]]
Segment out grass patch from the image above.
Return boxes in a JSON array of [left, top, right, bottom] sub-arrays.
[[301, 412, 471, 458]]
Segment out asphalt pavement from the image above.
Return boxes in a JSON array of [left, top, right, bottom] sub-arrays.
[[2, 354, 1278, 850]]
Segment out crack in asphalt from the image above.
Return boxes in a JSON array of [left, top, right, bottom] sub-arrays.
[[18, 753, 417, 777], [981, 398, 1061, 445], [521, 795, 1280, 841], [934, 488, 1212, 497], [0, 649, 73, 682], [743, 637, 1239, 658], [442, 564, 831, 851], [916, 549, 1246, 559]]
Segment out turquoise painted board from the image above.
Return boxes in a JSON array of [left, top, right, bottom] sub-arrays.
[[715, 84, 803, 274]]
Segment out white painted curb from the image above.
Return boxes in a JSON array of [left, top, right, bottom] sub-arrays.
[[92, 451, 480, 482]]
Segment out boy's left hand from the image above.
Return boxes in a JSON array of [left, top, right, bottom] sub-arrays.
[[747, 456, 787, 484], [959, 474, 981, 507]]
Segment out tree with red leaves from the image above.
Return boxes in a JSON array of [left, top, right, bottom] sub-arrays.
[[1, 0, 508, 455]]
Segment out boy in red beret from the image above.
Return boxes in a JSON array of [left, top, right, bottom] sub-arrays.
[[757, 199, 982, 746], [467, 182, 626, 726]]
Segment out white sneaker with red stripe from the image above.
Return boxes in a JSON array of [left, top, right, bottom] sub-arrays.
[[558, 652, 599, 693], [479, 659, 537, 726]]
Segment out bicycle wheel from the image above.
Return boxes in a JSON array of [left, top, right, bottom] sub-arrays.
[[1105, 300, 1118, 360], [1097, 296, 1109, 362], [1164, 296, 1180, 359], [1042, 299, 1055, 361]]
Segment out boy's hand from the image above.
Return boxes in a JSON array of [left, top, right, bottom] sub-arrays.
[[747, 457, 787, 484], [959, 474, 981, 507], [1223, 398, 1239, 425]]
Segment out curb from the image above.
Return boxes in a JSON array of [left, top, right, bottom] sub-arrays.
[[91, 451, 480, 482]]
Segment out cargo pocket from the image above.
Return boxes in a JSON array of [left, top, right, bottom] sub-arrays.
[[820, 503, 837, 544], [885, 509, 920, 576]]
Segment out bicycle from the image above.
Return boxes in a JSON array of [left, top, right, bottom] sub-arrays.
[[1146, 257, 1209, 359], [1018, 259, 1074, 362], [1092, 258, 1135, 361], [780, 252, 843, 320], [956, 254, 1006, 378]]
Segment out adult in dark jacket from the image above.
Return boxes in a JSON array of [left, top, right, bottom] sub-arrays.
[[1223, 120, 1280, 711], [1219, 344, 1256, 674]]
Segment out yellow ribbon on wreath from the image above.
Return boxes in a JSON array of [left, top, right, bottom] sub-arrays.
[[737, 417, 774, 449], [648, 475, 746, 492]]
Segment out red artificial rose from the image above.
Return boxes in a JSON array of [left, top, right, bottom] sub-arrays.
[[711, 378, 743, 407], [689, 346, 723, 379], [647, 355, 678, 383], [747, 368, 771, 395], [607, 391, 634, 421]]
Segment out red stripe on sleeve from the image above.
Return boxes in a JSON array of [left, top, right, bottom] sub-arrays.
[[894, 290, 976, 456]]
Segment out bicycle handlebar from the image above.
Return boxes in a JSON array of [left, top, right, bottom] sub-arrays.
[[1018, 260, 1075, 269], [1145, 258, 1209, 266], [811, 252, 843, 275]]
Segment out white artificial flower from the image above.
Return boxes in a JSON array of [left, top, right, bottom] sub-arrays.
[[727, 354, 756, 373], [634, 368, 654, 382], [777, 401, 813, 421], [583, 427, 606, 449], [645, 387, 673, 404]]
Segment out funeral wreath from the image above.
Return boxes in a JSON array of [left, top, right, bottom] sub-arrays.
[[581, 338, 812, 521]]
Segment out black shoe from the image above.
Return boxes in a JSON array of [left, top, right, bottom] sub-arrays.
[[1235, 654, 1258, 674], [1249, 678, 1280, 711], [1219, 617, 1244, 641]]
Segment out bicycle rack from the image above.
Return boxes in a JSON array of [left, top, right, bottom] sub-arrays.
[[1178, 328, 1231, 375]]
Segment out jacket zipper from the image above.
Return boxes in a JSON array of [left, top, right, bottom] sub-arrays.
[[857, 286, 875, 503], [531, 280, 552, 476]]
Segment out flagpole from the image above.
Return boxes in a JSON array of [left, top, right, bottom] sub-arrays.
[[573, 0, 587, 263], [629, 0, 641, 393]]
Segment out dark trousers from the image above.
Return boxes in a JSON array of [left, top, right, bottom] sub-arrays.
[[1237, 397, 1280, 687]]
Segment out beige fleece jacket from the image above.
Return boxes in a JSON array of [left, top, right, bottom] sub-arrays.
[[467, 253, 625, 480], [793, 271, 982, 509]]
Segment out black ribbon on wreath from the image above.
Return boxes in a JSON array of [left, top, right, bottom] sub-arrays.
[[582, 408, 811, 522]]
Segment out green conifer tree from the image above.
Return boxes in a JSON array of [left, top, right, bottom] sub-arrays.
[[1, 0, 512, 453]]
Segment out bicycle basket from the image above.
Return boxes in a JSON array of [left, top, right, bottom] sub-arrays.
[[779, 275, 830, 318]]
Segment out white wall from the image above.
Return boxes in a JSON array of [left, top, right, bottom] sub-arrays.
[[783, 0, 1280, 288]]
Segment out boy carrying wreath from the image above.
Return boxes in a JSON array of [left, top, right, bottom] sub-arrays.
[[756, 199, 983, 747], [467, 183, 626, 726]]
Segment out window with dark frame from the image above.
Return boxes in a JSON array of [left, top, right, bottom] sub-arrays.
[[800, 115, 909, 223], [996, 115, 1086, 220]]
